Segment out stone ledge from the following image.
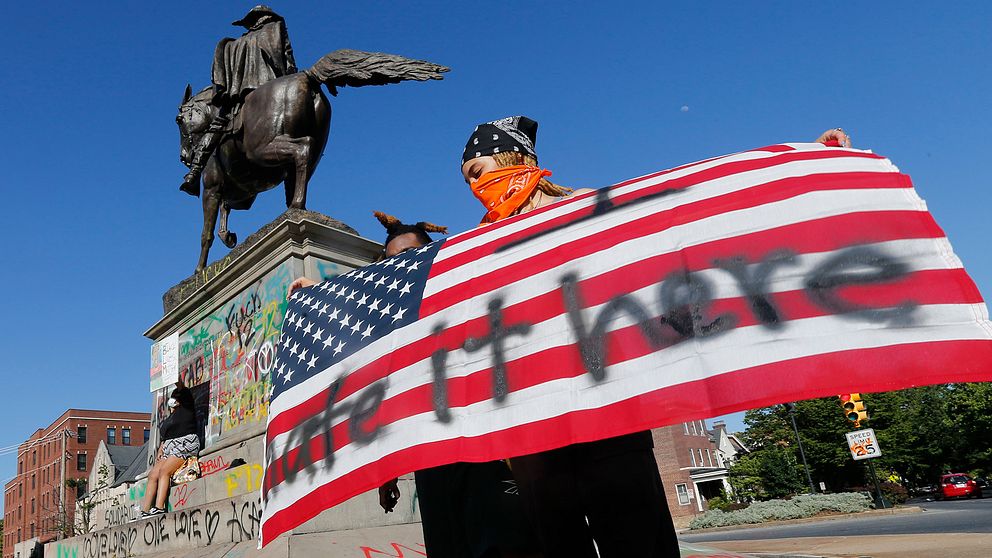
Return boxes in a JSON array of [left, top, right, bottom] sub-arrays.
[[161, 209, 360, 315]]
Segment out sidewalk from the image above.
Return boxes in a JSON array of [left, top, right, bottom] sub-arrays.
[[703, 533, 992, 558]]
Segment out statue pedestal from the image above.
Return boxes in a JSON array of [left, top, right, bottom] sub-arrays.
[[45, 210, 423, 557], [145, 209, 381, 458], [49, 211, 426, 557]]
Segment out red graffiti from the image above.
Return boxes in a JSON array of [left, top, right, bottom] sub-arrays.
[[360, 542, 427, 558], [200, 455, 229, 477], [173, 483, 197, 508]]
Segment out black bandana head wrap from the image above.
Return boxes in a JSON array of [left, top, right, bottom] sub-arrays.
[[373, 211, 448, 248], [462, 116, 539, 163]]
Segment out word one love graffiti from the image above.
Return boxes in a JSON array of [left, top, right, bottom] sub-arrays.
[[259, 143, 992, 545]]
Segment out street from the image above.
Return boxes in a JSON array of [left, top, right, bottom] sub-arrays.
[[681, 497, 992, 543]]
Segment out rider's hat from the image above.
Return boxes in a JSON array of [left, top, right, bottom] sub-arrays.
[[232, 5, 282, 28]]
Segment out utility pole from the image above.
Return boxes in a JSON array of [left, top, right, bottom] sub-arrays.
[[783, 403, 816, 494]]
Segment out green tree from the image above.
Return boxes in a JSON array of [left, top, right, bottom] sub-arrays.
[[728, 453, 762, 502], [864, 386, 953, 488], [741, 400, 862, 492], [738, 383, 992, 496], [947, 382, 992, 477], [758, 445, 806, 498]]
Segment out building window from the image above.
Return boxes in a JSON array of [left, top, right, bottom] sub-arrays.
[[690, 421, 697, 435], [77, 453, 86, 471], [689, 449, 696, 467], [32, 450, 36, 466], [31, 474, 35, 489], [698, 448, 704, 466], [683, 422, 689, 435], [143, 428, 150, 443], [30, 523, 34, 538], [77, 426, 87, 443], [676, 483, 691, 505], [107, 427, 116, 445], [707, 449, 713, 467], [122, 428, 131, 445], [31, 498, 34, 513], [699, 420, 706, 434]]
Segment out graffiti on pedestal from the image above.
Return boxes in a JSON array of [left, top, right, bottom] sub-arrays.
[[49, 496, 261, 558], [151, 261, 295, 448]]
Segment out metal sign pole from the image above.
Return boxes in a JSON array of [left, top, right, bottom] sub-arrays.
[[866, 457, 889, 509]]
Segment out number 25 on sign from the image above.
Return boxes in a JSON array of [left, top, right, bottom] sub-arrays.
[[846, 428, 882, 460]]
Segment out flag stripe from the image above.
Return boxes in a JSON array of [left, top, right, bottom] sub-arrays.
[[262, 337, 992, 545]]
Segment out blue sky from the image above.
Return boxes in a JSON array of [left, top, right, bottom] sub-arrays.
[[1, 2, 989, 506]]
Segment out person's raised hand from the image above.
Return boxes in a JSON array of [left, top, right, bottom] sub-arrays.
[[287, 277, 318, 299], [815, 128, 852, 148]]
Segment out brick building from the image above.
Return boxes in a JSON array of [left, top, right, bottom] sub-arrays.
[[653, 419, 747, 526], [2, 409, 150, 558]]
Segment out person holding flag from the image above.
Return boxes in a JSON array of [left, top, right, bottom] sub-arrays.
[[458, 116, 851, 557]]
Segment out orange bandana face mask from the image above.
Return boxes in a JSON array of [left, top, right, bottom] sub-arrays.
[[471, 165, 552, 224]]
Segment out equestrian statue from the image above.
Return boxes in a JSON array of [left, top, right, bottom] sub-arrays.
[[176, 6, 449, 270]]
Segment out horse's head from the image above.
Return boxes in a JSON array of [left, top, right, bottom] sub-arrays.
[[176, 84, 216, 167]]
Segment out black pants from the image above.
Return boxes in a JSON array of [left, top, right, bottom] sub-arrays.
[[510, 434, 680, 558], [416, 461, 540, 558]]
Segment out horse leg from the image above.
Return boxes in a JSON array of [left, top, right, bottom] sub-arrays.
[[247, 134, 311, 209], [217, 201, 237, 248], [196, 165, 223, 271], [289, 136, 311, 210]]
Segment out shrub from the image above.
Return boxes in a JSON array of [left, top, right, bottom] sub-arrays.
[[879, 482, 909, 504], [689, 492, 872, 529], [706, 496, 733, 512]]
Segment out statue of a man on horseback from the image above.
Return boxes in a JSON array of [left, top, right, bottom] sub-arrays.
[[180, 5, 297, 197], [176, 7, 449, 271]]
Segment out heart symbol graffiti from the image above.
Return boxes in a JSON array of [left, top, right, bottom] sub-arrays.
[[205, 510, 220, 544]]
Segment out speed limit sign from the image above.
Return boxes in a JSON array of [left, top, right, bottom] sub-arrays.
[[846, 428, 882, 460]]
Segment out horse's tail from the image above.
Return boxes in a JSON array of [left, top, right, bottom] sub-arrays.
[[304, 49, 449, 96]]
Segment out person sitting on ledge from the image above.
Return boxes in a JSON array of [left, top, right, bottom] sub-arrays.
[[139, 381, 199, 517]]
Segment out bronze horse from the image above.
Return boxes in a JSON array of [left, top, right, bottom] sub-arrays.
[[177, 49, 449, 270]]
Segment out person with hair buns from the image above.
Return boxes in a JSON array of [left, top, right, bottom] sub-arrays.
[[288, 212, 542, 558], [460, 116, 853, 557], [286, 212, 448, 296]]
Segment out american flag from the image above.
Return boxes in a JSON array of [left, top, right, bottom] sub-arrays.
[[261, 143, 992, 546]]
